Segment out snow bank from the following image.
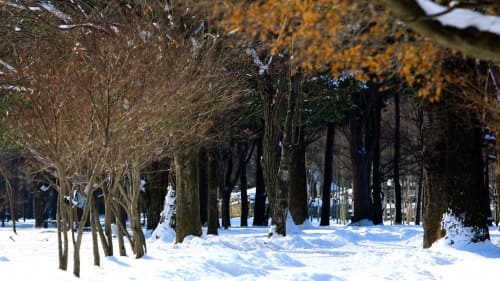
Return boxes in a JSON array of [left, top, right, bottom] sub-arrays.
[[150, 186, 176, 243]]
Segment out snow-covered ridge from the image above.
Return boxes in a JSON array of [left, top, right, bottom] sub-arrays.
[[416, 0, 500, 35]]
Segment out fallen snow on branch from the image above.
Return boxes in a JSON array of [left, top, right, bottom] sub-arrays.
[[245, 48, 272, 75], [0, 59, 17, 74], [417, 0, 500, 35], [38, 1, 72, 23]]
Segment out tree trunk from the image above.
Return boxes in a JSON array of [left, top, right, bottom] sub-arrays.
[[220, 143, 233, 229], [175, 146, 202, 243], [102, 195, 114, 256], [90, 192, 101, 265], [207, 147, 219, 235], [239, 142, 249, 227], [128, 162, 146, 259], [261, 70, 282, 235], [116, 203, 127, 256], [482, 148, 493, 226], [496, 138, 500, 229], [34, 188, 49, 228], [422, 98, 490, 248], [445, 103, 489, 243], [73, 189, 93, 277], [1, 167, 17, 234], [422, 102, 448, 248], [253, 133, 267, 226], [320, 123, 335, 226], [289, 95, 308, 226], [349, 89, 376, 223], [415, 106, 424, 226], [270, 67, 297, 236], [56, 175, 69, 271], [199, 147, 208, 226], [394, 91, 402, 224], [371, 93, 383, 225]]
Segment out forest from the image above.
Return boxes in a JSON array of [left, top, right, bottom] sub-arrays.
[[0, 0, 499, 279]]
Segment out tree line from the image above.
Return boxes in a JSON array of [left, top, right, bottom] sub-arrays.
[[0, 0, 499, 278]]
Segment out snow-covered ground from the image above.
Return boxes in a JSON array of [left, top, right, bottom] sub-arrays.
[[1, 218, 499, 280]]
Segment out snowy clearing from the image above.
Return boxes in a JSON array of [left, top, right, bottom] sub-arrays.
[[0, 219, 499, 280]]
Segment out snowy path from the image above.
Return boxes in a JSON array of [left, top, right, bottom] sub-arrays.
[[1, 220, 499, 280]]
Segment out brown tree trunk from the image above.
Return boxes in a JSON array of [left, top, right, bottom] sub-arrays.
[[495, 137, 500, 229], [422, 97, 490, 248], [415, 107, 424, 226], [175, 146, 202, 243], [271, 66, 297, 236], [261, 70, 282, 235], [129, 162, 146, 258], [445, 102, 489, 243], [422, 102, 448, 248], [73, 189, 93, 277], [207, 147, 219, 235], [394, 91, 402, 224], [34, 188, 49, 228], [90, 192, 101, 265], [371, 93, 383, 225], [143, 160, 169, 231], [320, 123, 335, 226], [349, 89, 376, 223], [239, 142, 249, 227], [199, 147, 208, 226], [253, 133, 267, 226], [56, 174, 69, 271], [116, 203, 127, 256], [219, 144, 233, 229], [102, 194, 114, 256], [289, 95, 308, 226], [0, 166, 17, 234]]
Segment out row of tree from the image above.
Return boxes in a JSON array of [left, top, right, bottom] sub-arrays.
[[0, 0, 499, 278]]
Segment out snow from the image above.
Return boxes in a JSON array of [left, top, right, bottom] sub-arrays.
[[38, 1, 72, 23], [1, 217, 499, 280], [151, 187, 176, 243], [0, 58, 18, 74], [416, 0, 500, 35], [245, 48, 272, 75]]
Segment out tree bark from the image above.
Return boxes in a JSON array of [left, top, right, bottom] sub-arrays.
[[415, 106, 424, 226], [253, 133, 267, 226], [73, 189, 93, 277], [207, 147, 219, 235], [175, 146, 202, 243], [422, 96, 490, 248], [260, 69, 284, 235], [115, 203, 127, 256], [444, 101, 489, 243], [271, 67, 297, 236], [56, 173, 69, 271], [90, 192, 100, 266], [239, 142, 249, 227], [371, 93, 383, 225], [422, 102, 448, 248], [143, 160, 169, 231], [289, 90, 308, 226], [219, 143, 233, 229], [34, 187, 49, 228], [394, 91, 402, 224], [320, 123, 335, 226], [129, 162, 146, 258], [349, 89, 376, 223], [199, 147, 208, 226]]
